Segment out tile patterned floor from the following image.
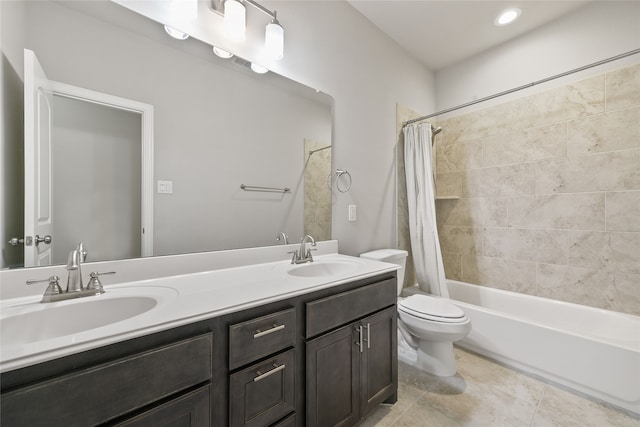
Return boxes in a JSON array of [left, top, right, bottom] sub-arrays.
[[362, 347, 640, 427]]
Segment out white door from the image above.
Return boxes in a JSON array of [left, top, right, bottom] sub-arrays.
[[24, 49, 54, 266]]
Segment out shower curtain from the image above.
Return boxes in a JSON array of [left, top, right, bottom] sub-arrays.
[[403, 123, 449, 298]]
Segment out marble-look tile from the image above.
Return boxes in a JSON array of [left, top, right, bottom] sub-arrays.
[[508, 194, 605, 230], [567, 106, 640, 155], [607, 190, 640, 232], [506, 75, 605, 132], [568, 231, 640, 274], [439, 104, 508, 145], [535, 149, 640, 194], [442, 252, 462, 281], [436, 140, 483, 173], [435, 172, 462, 198], [371, 348, 640, 427], [483, 228, 567, 265], [461, 255, 536, 294], [531, 384, 640, 427], [462, 164, 535, 197], [606, 62, 640, 111], [483, 123, 567, 167], [612, 272, 640, 316], [536, 263, 615, 309], [436, 197, 508, 228], [438, 226, 483, 256], [395, 351, 543, 427]]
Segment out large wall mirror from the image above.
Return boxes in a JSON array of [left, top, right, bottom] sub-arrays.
[[1, 0, 333, 269]]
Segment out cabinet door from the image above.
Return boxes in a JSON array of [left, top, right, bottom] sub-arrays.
[[360, 306, 397, 417], [306, 323, 360, 427], [114, 385, 211, 427]]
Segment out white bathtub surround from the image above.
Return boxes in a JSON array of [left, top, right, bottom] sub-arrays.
[[0, 241, 399, 372], [402, 123, 449, 298], [406, 280, 640, 415]]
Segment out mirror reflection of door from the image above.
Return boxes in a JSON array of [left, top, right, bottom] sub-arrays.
[[51, 96, 142, 265], [22, 49, 153, 268], [23, 49, 54, 267]]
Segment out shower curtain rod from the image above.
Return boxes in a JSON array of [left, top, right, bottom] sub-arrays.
[[402, 48, 640, 128]]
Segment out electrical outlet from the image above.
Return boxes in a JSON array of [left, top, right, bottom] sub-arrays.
[[348, 205, 357, 222]]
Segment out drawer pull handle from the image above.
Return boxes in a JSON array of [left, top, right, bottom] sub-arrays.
[[254, 363, 286, 382], [253, 324, 285, 338]]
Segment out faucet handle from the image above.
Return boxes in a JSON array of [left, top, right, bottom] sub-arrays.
[[77, 243, 87, 263], [26, 276, 63, 298], [86, 271, 115, 293]]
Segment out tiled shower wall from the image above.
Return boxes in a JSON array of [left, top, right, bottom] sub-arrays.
[[432, 62, 640, 316], [304, 139, 332, 241]]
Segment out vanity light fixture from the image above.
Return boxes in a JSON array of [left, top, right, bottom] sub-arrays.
[[218, 0, 285, 60], [264, 14, 284, 60], [213, 46, 234, 58], [250, 63, 269, 74], [224, 0, 246, 41], [164, 0, 198, 40], [495, 8, 521, 26]]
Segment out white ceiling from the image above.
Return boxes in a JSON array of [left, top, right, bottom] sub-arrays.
[[346, 1, 591, 71]]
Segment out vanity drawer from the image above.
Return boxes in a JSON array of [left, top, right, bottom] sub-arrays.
[[1, 333, 213, 427], [229, 308, 296, 369], [306, 278, 396, 338], [229, 349, 295, 427]]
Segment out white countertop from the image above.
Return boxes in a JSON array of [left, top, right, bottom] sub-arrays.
[[0, 252, 397, 373]]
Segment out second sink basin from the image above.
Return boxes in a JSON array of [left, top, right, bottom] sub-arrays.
[[1, 286, 177, 347], [288, 260, 361, 277]]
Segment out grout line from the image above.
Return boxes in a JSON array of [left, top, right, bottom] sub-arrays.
[[528, 384, 548, 427]]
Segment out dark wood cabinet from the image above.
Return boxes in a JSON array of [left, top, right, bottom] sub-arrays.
[[305, 281, 397, 427], [306, 323, 361, 427], [113, 385, 211, 427], [1, 270, 397, 427], [1, 334, 213, 427]]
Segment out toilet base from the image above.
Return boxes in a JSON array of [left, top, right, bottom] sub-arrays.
[[416, 340, 457, 377], [397, 330, 459, 377]]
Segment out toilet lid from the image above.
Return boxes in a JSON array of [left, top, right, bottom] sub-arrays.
[[398, 295, 466, 322]]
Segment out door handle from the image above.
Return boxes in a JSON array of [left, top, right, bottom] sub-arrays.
[[34, 235, 52, 246], [8, 237, 24, 246], [364, 323, 371, 349], [356, 325, 364, 353]]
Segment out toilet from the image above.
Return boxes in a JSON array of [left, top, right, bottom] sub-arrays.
[[360, 249, 471, 376]]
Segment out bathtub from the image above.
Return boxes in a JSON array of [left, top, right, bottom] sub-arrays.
[[440, 280, 640, 415]]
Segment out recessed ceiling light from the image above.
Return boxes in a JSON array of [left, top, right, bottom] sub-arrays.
[[164, 25, 189, 40], [213, 46, 234, 59], [250, 63, 269, 74], [495, 8, 521, 26]]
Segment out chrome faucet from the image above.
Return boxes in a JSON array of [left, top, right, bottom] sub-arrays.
[[276, 232, 289, 245], [26, 243, 114, 303], [66, 248, 84, 293], [291, 235, 316, 264]]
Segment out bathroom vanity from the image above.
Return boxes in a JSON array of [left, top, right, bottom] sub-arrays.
[[0, 248, 398, 426]]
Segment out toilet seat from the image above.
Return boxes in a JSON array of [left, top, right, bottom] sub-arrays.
[[398, 294, 467, 323]]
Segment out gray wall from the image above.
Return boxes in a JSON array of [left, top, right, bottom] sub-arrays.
[[0, 2, 26, 268]]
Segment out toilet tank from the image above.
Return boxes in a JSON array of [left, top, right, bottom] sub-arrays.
[[360, 249, 408, 295]]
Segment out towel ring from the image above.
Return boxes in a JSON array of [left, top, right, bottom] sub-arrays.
[[335, 169, 352, 193]]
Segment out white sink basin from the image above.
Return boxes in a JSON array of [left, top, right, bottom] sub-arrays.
[[1, 287, 177, 346], [288, 260, 361, 277]]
